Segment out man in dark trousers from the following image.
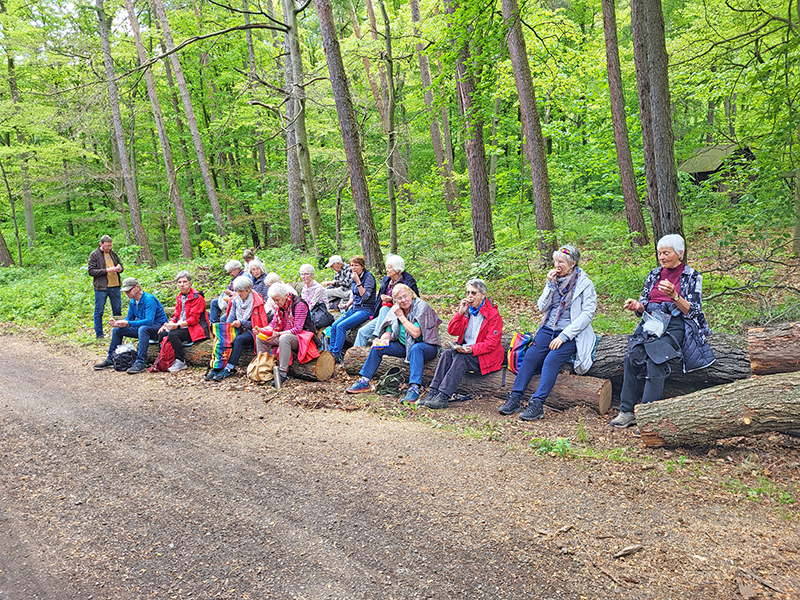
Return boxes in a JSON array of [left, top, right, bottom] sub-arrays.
[[88, 235, 124, 338]]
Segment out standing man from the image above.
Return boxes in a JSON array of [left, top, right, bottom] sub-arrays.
[[93, 278, 168, 374], [88, 235, 124, 339], [320, 255, 352, 310]]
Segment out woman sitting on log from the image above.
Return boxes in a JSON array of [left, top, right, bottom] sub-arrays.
[[499, 245, 597, 421], [328, 256, 377, 362], [259, 282, 319, 384], [418, 279, 504, 410], [299, 264, 326, 307], [157, 270, 210, 372], [206, 275, 268, 382], [610, 234, 715, 429], [249, 260, 269, 299], [346, 284, 441, 403]]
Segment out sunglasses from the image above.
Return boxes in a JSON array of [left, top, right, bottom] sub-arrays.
[[466, 290, 480, 296]]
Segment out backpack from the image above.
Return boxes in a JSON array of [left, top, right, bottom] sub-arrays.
[[247, 352, 275, 382], [310, 301, 335, 331], [507, 331, 534, 374], [112, 344, 137, 372], [150, 336, 176, 372], [375, 366, 404, 397]]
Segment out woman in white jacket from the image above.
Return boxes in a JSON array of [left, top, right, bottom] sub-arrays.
[[498, 244, 597, 421]]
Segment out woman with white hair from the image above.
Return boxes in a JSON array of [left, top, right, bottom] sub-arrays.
[[354, 254, 419, 347], [498, 245, 597, 421], [610, 234, 715, 429], [248, 260, 269, 298], [299, 264, 326, 307], [209, 259, 245, 323], [207, 275, 269, 381]]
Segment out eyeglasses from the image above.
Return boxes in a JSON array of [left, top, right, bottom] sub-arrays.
[[466, 290, 480, 296]]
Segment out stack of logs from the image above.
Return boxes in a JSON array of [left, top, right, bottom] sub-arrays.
[[342, 322, 800, 448]]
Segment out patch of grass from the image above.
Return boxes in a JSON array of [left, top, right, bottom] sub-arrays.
[[725, 476, 796, 506], [529, 437, 574, 457], [575, 419, 591, 444]]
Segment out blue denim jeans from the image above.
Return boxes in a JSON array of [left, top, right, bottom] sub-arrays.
[[328, 308, 371, 357], [209, 299, 223, 323], [108, 324, 161, 363], [94, 287, 122, 337], [360, 340, 438, 385], [511, 326, 577, 404], [354, 305, 391, 346]]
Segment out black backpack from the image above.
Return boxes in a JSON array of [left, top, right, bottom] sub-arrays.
[[112, 347, 137, 372]]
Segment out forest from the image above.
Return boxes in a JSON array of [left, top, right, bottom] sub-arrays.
[[0, 0, 798, 335]]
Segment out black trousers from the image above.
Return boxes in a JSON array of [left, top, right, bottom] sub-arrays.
[[429, 349, 482, 397], [158, 327, 193, 362]]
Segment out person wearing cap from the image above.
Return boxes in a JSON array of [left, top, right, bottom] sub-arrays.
[[93, 277, 168, 374], [497, 245, 597, 422], [87, 234, 124, 339], [320, 255, 352, 310], [209, 260, 245, 323]]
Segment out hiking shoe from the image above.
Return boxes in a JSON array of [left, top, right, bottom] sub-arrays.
[[126, 360, 147, 374], [214, 368, 235, 381], [425, 391, 449, 410], [498, 392, 523, 415], [205, 369, 220, 381], [346, 378, 371, 394], [401, 385, 420, 404], [93, 358, 114, 371], [416, 388, 439, 407], [520, 400, 545, 421], [168, 359, 187, 373], [610, 411, 637, 428]]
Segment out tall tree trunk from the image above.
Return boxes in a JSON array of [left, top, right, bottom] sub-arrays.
[[409, 0, 459, 214], [152, 0, 226, 236], [5, 52, 34, 249], [0, 153, 21, 265], [127, 0, 193, 259], [243, 0, 267, 176], [349, 0, 387, 129], [284, 0, 323, 255], [601, 0, 648, 246], [630, 0, 662, 244], [315, 0, 382, 269], [488, 96, 501, 207], [501, 0, 553, 259], [96, 0, 155, 266], [378, 0, 397, 253], [284, 29, 307, 249], [63, 160, 75, 237], [0, 156, 13, 266]]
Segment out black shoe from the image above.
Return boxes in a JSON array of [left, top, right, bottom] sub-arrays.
[[520, 400, 545, 421], [205, 369, 220, 381], [416, 387, 439, 407], [214, 368, 235, 381], [126, 360, 147, 374], [93, 358, 114, 370], [426, 391, 450, 410], [499, 392, 523, 415]]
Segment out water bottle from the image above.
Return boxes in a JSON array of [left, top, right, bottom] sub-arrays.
[[273, 366, 281, 390]]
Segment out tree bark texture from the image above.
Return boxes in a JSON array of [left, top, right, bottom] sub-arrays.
[[601, 0, 648, 247], [343, 346, 612, 414], [748, 322, 800, 375], [315, 0, 383, 270], [96, 0, 156, 267], [152, 0, 226, 237], [636, 372, 800, 448], [126, 0, 193, 260], [501, 0, 556, 260]]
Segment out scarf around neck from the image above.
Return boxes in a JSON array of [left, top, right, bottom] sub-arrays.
[[469, 298, 486, 316], [547, 268, 580, 326]]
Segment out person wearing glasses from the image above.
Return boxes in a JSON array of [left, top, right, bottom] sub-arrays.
[[417, 279, 504, 410], [498, 245, 597, 421]]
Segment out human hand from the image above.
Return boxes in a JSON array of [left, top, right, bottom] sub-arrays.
[[458, 298, 470, 315], [455, 344, 472, 354], [381, 294, 393, 303], [224, 289, 234, 297], [391, 304, 404, 318], [351, 271, 361, 286], [657, 280, 677, 300], [547, 268, 558, 282], [623, 298, 641, 312], [372, 337, 390, 348], [549, 337, 563, 350], [232, 320, 241, 328]]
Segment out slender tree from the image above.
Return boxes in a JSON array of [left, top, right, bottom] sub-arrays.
[[315, 0, 382, 269], [284, 43, 306, 249]]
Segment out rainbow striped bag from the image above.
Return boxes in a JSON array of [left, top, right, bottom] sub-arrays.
[[209, 322, 239, 370], [506, 331, 534, 374]]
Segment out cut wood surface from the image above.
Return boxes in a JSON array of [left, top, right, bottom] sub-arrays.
[[343, 346, 612, 414], [748, 322, 800, 375], [147, 339, 335, 381], [635, 372, 800, 448]]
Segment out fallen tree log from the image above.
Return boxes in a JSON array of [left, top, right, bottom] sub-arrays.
[[147, 339, 335, 381], [748, 322, 800, 375], [635, 372, 800, 448], [343, 346, 612, 414]]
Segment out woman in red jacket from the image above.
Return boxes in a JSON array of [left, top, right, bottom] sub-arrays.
[[158, 271, 210, 372], [418, 278, 504, 409]]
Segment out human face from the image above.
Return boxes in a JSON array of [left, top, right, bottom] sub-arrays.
[[386, 263, 400, 280], [465, 286, 486, 308], [657, 247, 683, 269], [100, 241, 112, 253], [177, 277, 191, 295], [552, 253, 575, 278], [394, 289, 413, 312], [349, 261, 363, 276], [237, 288, 251, 301], [331, 262, 343, 273], [275, 295, 290, 308], [300, 270, 314, 284], [251, 266, 263, 279]]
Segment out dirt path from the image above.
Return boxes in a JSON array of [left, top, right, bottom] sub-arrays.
[[0, 336, 797, 599]]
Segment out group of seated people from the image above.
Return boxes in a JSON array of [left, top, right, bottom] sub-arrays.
[[93, 234, 715, 430]]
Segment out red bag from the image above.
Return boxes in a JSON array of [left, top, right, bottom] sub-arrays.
[[149, 336, 176, 372]]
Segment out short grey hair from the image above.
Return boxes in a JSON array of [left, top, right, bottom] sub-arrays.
[[232, 275, 253, 291], [265, 272, 283, 286], [657, 234, 685, 257], [249, 259, 266, 276], [466, 278, 488, 295], [385, 253, 405, 273], [175, 270, 192, 282], [299, 263, 315, 275], [225, 259, 243, 273], [100, 234, 112, 244], [268, 282, 293, 300], [555, 244, 580, 266]]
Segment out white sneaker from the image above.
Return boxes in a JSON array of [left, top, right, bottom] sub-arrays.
[[168, 359, 187, 372]]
